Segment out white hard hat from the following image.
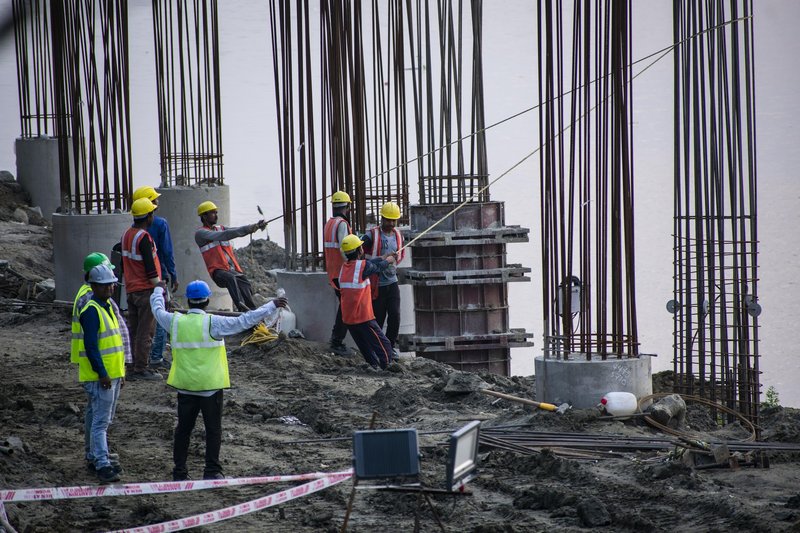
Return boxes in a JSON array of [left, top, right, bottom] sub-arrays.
[[88, 264, 118, 284]]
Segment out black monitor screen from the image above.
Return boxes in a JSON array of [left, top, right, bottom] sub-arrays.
[[353, 428, 420, 480]]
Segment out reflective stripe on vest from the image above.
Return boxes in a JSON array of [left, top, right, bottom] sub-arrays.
[[71, 284, 92, 363], [198, 225, 242, 277], [323, 216, 350, 286], [76, 299, 125, 382], [122, 227, 161, 293], [364, 227, 404, 263], [167, 312, 230, 391], [338, 260, 375, 325]]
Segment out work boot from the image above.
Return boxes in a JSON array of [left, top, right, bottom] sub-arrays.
[[150, 358, 171, 370], [172, 470, 190, 481], [96, 465, 121, 483], [391, 348, 400, 362], [203, 471, 225, 480], [329, 341, 351, 357], [127, 369, 163, 381]]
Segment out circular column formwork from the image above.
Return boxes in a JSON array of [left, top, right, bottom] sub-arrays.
[[53, 213, 132, 301], [399, 201, 532, 375], [155, 185, 232, 310]]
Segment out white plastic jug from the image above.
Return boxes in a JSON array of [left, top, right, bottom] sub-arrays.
[[600, 392, 638, 416], [276, 308, 296, 333]]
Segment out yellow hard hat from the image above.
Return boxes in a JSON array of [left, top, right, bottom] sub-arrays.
[[380, 201, 401, 220], [197, 200, 218, 216], [331, 191, 351, 205], [131, 198, 157, 218], [341, 234, 364, 253], [132, 185, 161, 202]]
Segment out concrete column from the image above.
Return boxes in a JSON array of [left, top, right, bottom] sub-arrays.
[[397, 243, 415, 358], [154, 185, 232, 310], [15, 136, 64, 221], [534, 355, 653, 409], [53, 213, 132, 301]]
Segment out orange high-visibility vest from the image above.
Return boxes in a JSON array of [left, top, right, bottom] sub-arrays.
[[122, 227, 161, 293], [364, 226, 404, 299], [338, 260, 374, 325], [323, 216, 351, 287], [365, 227, 405, 263], [198, 225, 243, 277]]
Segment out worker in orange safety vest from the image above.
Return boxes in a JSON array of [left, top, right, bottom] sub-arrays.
[[323, 191, 353, 356], [337, 234, 397, 370]]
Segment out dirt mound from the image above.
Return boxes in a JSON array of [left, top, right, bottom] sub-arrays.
[[234, 238, 287, 297]]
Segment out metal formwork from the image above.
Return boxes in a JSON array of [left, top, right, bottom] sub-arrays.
[[399, 201, 532, 375]]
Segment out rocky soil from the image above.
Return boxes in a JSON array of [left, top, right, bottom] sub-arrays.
[[2, 172, 800, 532]]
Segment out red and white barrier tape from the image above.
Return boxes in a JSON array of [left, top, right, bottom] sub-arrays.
[[0, 470, 353, 503], [112, 472, 352, 533]]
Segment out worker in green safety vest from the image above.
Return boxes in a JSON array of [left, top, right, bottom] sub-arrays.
[[150, 279, 288, 481]]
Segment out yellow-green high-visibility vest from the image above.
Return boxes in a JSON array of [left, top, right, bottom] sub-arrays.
[[77, 299, 125, 382], [71, 284, 93, 364], [167, 312, 230, 391]]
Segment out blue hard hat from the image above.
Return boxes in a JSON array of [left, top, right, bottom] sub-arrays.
[[186, 280, 212, 300]]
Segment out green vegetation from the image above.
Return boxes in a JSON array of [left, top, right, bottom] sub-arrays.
[[762, 385, 780, 408]]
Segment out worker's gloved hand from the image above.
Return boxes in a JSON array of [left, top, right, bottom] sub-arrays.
[[170, 279, 180, 293], [256, 220, 267, 231], [272, 297, 289, 308]]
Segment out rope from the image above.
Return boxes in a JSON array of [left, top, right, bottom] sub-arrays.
[[240, 322, 279, 346]]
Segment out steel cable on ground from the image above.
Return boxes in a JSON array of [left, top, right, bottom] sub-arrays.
[[637, 392, 757, 442]]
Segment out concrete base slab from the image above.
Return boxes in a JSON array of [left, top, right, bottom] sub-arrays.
[[53, 213, 132, 301], [535, 355, 652, 409]]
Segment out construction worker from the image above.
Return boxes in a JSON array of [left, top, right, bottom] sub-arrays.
[[195, 200, 265, 312], [362, 201, 405, 360], [150, 279, 288, 480], [76, 264, 126, 483], [132, 186, 178, 370], [121, 198, 163, 381], [72, 252, 132, 368], [338, 234, 397, 369], [323, 190, 352, 356]]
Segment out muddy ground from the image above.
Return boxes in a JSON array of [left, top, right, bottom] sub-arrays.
[[2, 177, 800, 532]]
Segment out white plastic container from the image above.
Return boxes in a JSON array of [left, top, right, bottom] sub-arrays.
[[276, 308, 296, 333], [600, 392, 638, 416]]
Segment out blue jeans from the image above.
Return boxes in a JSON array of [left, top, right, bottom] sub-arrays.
[[150, 322, 168, 363], [83, 378, 122, 468]]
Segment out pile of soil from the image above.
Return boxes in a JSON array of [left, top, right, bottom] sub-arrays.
[[2, 173, 800, 532], [234, 238, 286, 298]]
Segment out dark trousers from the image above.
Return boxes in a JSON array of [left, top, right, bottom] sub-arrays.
[[212, 269, 256, 311], [372, 282, 401, 347], [348, 319, 393, 369], [173, 390, 224, 478], [330, 285, 348, 345], [126, 289, 155, 372]]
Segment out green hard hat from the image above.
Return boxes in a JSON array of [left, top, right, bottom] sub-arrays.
[[83, 252, 114, 274]]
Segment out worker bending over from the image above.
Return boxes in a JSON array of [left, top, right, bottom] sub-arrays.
[[338, 234, 396, 369], [150, 279, 288, 481]]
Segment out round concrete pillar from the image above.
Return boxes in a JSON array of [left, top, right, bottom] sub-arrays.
[[53, 213, 132, 301], [154, 185, 232, 310], [534, 355, 652, 409], [16, 137, 64, 221]]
